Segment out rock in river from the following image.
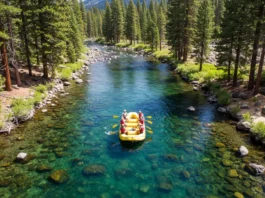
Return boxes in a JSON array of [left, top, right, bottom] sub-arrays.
[[82, 165, 105, 176], [49, 170, 70, 184], [36, 164, 53, 173], [236, 121, 251, 132], [238, 146, 248, 156], [215, 142, 226, 148], [248, 163, 265, 175], [187, 106, 195, 112]]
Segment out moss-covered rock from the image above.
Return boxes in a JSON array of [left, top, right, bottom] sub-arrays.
[[49, 170, 69, 184], [82, 165, 105, 176]]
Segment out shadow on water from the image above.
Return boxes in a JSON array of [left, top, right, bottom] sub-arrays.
[[119, 140, 145, 150]]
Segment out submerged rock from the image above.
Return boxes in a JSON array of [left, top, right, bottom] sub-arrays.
[[247, 163, 265, 175], [49, 170, 70, 184], [215, 142, 226, 148], [0, 179, 12, 187], [238, 146, 248, 156], [187, 106, 195, 112], [234, 192, 244, 198], [181, 170, 191, 179], [157, 182, 173, 192], [218, 107, 227, 113], [82, 165, 105, 176], [228, 169, 238, 177], [36, 164, 53, 173]]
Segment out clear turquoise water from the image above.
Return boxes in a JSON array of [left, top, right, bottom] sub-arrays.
[[0, 44, 265, 198]]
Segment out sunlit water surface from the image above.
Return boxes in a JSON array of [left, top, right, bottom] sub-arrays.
[[0, 44, 265, 198]]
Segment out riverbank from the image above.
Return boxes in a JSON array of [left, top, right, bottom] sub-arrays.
[[0, 46, 97, 134]]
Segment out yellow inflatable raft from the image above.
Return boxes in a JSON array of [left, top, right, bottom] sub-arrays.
[[119, 112, 146, 142]]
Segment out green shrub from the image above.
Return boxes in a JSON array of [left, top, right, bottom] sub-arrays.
[[34, 84, 47, 93], [11, 98, 33, 118], [60, 68, 72, 80], [32, 92, 44, 105], [251, 122, 265, 138], [217, 89, 231, 106], [243, 112, 251, 122], [0, 75, 5, 92], [65, 62, 83, 72], [47, 82, 55, 90], [209, 82, 221, 93], [230, 105, 240, 115]]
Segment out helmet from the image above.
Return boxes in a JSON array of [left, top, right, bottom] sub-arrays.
[[124, 109, 126, 112]]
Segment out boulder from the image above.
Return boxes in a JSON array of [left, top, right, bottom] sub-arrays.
[[193, 87, 199, 91], [75, 79, 83, 84], [63, 81, 71, 86], [238, 146, 248, 156], [236, 121, 251, 132], [240, 104, 249, 109], [36, 164, 53, 173], [254, 101, 262, 107], [248, 163, 265, 175], [191, 81, 199, 85], [16, 152, 27, 160], [49, 170, 69, 184], [218, 107, 227, 113], [187, 106, 195, 112], [207, 96, 218, 103], [215, 142, 226, 148], [228, 169, 238, 177]]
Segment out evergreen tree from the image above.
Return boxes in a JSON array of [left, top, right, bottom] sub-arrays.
[[80, 0, 88, 35], [194, 0, 214, 71], [103, 1, 113, 42], [111, 0, 124, 43], [149, 0, 157, 24], [158, 4, 166, 50], [125, 0, 137, 45], [140, 0, 148, 43], [87, 11, 93, 37]]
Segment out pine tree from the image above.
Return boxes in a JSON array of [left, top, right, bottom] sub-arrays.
[[149, 0, 157, 24], [87, 11, 93, 37], [194, 0, 214, 71], [158, 4, 166, 50], [248, 1, 265, 90], [111, 0, 124, 43], [140, 0, 148, 43], [0, 1, 20, 91], [103, 1, 113, 42], [80, 0, 88, 35], [125, 0, 137, 45]]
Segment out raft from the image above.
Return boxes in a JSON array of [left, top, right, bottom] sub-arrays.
[[119, 112, 146, 142]]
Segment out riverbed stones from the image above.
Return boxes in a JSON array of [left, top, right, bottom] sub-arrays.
[[75, 79, 83, 84], [234, 192, 244, 198], [236, 121, 251, 132], [218, 107, 227, 113], [36, 164, 53, 173], [187, 106, 195, 112], [49, 170, 69, 184], [181, 170, 191, 179], [222, 159, 232, 167], [63, 81, 71, 86], [239, 146, 248, 156], [215, 142, 226, 148], [228, 169, 239, 177], [82, 165, 105, 176], [248, 163, 265, 175], [0, 179, 12, 187], [157, 182, 173, 192]]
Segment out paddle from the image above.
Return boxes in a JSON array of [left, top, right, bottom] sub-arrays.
[[146, 126, 152, 130], [146, 120, 153, 125], [112, 124, 118, 129], [146, 116, 152, 119], [113, 115, 120, 118], [147, 130, 153, 134]]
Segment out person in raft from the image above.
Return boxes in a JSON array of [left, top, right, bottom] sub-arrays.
[[138, 111, 143, 118], [121, 124, 126, 134], [120, 117, 126, 125], [122, 110, 127, 119], [139, 124, 144, 134], [139, 114, 144, 125]]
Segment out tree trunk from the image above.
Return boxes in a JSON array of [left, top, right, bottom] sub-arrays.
[[199, 42, 204, 71], [183, 0, 190, 62], [233, 43, 241, 87], [38, 0, 48, 79], [227, 36, 234, 82], [1, 43, 12, 91], [21, 0, 32, 76], [254, 40, 265, 95], [160, 32, 162, 51], [248, 3, 264, 90], [6, 7, 22, 86]]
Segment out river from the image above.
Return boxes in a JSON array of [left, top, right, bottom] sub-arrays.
[[0, 44, 264, 198]]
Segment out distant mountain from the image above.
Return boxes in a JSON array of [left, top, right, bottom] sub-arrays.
[[84, 0, 152, 9]]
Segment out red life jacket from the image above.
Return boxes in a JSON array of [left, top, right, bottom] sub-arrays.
[[121, 127, 125, 134], [139, 112, 143, 117], [140, 126, 144, 133], [120, 119, 125, 125], [139, 119, 144, 125]]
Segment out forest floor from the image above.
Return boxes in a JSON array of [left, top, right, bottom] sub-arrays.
[[0, 66, 48, 124]]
